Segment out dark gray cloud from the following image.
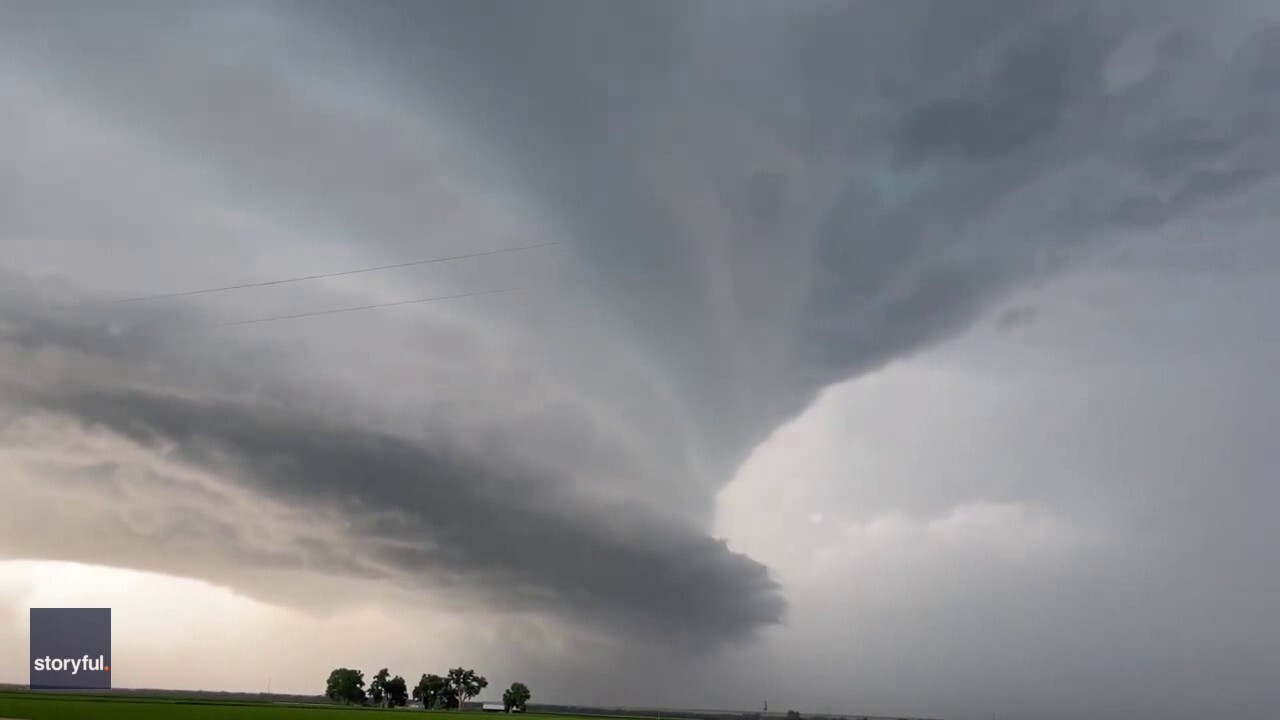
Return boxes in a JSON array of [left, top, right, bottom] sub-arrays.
[[0, 273, 781, 646], [896, 7, 1104, 163], [325, 1, 1279, 480], [23, 383, 781, 647]]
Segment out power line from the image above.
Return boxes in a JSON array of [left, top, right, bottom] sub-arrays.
[[217, 287, 521, 327], [204, 272, 670, 330], [71, 240, 564, 308]]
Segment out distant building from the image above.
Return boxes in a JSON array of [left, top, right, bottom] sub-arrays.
[[482, 703, 506, 712]]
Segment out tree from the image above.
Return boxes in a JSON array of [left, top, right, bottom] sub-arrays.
[[785, 711, 802, 720], [325, 667, 366, 705], [502, 682, 531, 712], [386, 675, 409, 707], [414, 673, 447, 710], [371, 667, 391, 707], [440, 686, 460, 710], [446, 667, 488, 710]]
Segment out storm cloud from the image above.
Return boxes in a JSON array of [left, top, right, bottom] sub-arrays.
[[2, 1, 1280, 716]]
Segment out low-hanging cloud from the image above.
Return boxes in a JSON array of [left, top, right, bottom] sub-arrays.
[[0, 276, 782, 647]]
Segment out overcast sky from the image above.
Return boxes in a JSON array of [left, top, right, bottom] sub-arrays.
[[2, 1, 1279, 719]]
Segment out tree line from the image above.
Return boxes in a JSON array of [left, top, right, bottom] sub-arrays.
[[326, 666, 530, 712]]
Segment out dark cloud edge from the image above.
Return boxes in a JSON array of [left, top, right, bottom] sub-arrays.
[[0, 283, 785, 650]]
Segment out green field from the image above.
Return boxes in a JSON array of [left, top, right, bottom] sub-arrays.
[[0, 692, 602, 720]]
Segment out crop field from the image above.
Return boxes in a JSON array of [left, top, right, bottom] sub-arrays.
[[0, 692, 609, 720]]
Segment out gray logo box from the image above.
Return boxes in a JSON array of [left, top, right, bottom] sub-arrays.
[[29, 608, 112, 690]]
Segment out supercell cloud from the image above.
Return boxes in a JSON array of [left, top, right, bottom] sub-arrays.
[[1, 0, 1279, 702]]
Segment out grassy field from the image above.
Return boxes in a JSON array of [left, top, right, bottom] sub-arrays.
[[0, 691, 597, 720], [0, 692, 915, 720]]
